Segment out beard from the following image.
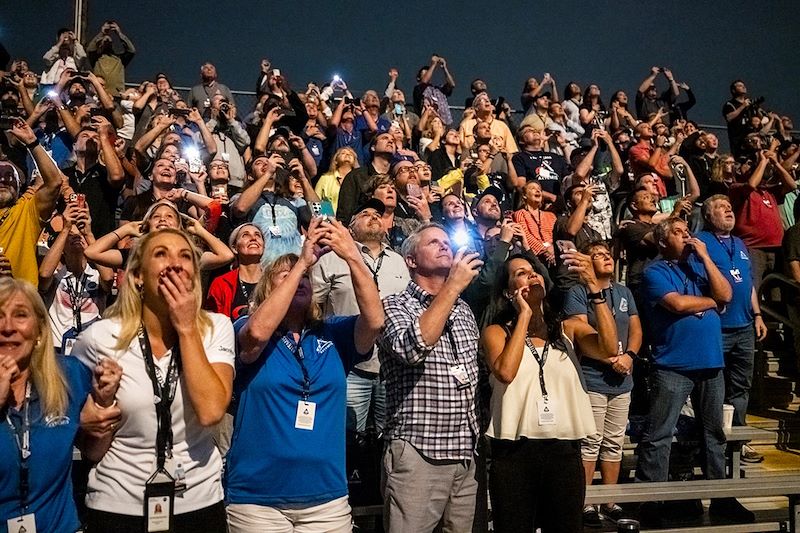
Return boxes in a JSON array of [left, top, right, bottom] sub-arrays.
[[356, 228, 385, 244]]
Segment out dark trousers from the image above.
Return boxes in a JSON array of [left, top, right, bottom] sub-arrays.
[[488, 438, 584, 533], [85, 501, 227, 533]]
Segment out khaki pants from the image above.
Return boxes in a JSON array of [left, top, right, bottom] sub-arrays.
[[381, 439, 478, 533]]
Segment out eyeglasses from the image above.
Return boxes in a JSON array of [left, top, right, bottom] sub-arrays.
[[414, 163, 431, 171], [591, 252, 613, 260], [395, 166, 419, 176]]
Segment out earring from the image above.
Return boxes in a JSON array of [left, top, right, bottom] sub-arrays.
[[136, 283, 144, 299]]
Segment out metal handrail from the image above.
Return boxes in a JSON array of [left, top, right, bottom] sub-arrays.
[[758, 273, 800, 330]]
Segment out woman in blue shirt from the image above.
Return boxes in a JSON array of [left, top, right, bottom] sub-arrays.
[[0, 278, 120, 533], [226, 217, 384, 532]]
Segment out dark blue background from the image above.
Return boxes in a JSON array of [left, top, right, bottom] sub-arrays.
[[6, 1, 799, 128]]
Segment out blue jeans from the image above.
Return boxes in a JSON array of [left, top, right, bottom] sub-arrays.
[[722, 325, 755, 427], [635, 367, 726, 482], [346, 370, 386, 434]]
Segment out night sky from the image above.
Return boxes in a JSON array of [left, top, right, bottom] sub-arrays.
[[6, 1, 800, 130]]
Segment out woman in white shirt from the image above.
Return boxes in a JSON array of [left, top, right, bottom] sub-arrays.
[[74, 228, 235, 532], [481, 252, 619, 532]]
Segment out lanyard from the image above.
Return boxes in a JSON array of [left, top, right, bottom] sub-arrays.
[[714, 234, 737, 267], [6, 382, 31, 510], [65, 272, 87, 332], [281, 334, 311, 401], [265, 194, 278, 226], [363, 250, 385, 286], [666, 261, 698, 296], [238, 273, 254, 303], [525, 338, 550, 398], [138, 326, 181, 470]]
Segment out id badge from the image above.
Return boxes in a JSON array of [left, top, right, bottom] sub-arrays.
[[450, 364, 470, 390], [61, 328, 78, 355], [537, 397, 556, 426], [269, 225, 282, 238], [144, 471, 175, 532], [295, 400, 316, 431], [6, 514, 36, 533], [730, 268, 743, 283]]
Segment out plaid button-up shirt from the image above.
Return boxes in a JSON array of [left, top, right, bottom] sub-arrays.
[[378, 281, 481, 461]]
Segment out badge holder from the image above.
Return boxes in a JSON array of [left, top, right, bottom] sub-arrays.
[[144, 469, 176, 533]]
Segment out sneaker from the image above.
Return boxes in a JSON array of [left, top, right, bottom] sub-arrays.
[[600, 503, 625, 523], [583, 504, 602, 528], [741, 444, 765, 463], [709, 498, 756, 523]]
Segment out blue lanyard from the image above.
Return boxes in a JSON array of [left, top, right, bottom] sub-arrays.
[[281, 334, 311, 401]]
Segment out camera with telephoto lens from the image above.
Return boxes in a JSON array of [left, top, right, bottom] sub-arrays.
[[751, 96, 765, 108], [219, 102, 231, 114]]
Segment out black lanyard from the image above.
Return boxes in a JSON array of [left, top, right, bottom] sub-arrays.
[[666, 261, 698, 296], [265, 194, 278, 226], [138, 326, 181, 470], [237, 273, 253, 303], [65, 272, 87, 332], [363, 249, 385, 286], [525, 338, 550, 398], [281, 334, 311, 401], [714, 234, 736, 267], [6, 382, 31, 510]]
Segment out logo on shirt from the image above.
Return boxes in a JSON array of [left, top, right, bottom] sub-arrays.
[[317, 340, 333, 354], [619, 298, 629, 313], [44, 414, 70, 427], [740, 250, 749, 261]]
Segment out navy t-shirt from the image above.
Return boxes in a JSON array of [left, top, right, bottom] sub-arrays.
[[226, 315, 367, 507], [564, 282, 637, 394], [511, 150, 570, 197], [696, 230, 754, 329], [1, 356, 91, 533], [642, 259, 724, 371]]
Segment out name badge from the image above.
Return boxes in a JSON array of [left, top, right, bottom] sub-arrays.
[[450, 364, 470, 390], [163, 457, 187, 497], [295, 400, 316, 431], [269, 225, 282, 238], [62, 334, 77, 356], [144, 471, 175, 532], [7, 514, 36, 533], [538, 397, 556, 426], [730, 268, 743, 283]]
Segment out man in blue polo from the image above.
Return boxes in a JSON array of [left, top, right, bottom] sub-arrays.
[[697, 194, 768, 463], [636, 218, 753, 523]]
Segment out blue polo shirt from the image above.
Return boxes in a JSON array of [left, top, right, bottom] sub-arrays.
[[226, 315, 366, 507], [642, 259, 724, 371], [1, 356, 91, 533], [696, 230, 753, 329]]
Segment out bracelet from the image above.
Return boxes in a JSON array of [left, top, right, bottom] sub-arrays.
[[753, 312, 762, 317], [182, 189, 189, 199], [112, 230, 121, 241], [624, 350, 638, 359], [586, 290, 604, 300], [25, 140, 39, 151], [95, 399, 117, 410], [590, 297, 607, 305]]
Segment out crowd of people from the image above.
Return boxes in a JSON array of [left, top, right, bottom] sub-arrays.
[[0, 19, 799, 533]]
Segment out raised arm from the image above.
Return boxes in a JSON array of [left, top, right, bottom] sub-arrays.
[[9, 120, 62, 220], [638, 66, 660, 94]]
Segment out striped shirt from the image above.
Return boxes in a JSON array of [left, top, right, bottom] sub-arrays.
[[378, 281, 481, 461]]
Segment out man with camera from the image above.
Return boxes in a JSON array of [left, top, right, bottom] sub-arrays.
[[85, 21, 136, 97], [636, 66, 679, 125], [189, 62, 236, 115], [206, 94, 250, 191], [723, 80, 764, 158], [413, 54, 456, 126]]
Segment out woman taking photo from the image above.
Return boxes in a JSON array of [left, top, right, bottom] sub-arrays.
[[226, 217, 384, 532], [481, 252, 619, 532], [513, 181, 557, 267], [73, 228, 236, 531], [0, 278, 121, 532]]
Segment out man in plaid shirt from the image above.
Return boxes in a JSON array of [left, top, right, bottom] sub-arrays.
[[378, 223, 483, 533]]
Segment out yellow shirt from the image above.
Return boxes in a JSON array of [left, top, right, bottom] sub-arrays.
[[438, 168, 491, 203], [0, 190, 42, 287], [314, 171, 343, 214], [458, 117, 518, 154]]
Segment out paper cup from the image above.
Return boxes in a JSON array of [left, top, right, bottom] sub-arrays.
[[722, 404, 735, 431]]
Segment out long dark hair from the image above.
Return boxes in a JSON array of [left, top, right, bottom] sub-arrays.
[[483, 254, 565, 349]]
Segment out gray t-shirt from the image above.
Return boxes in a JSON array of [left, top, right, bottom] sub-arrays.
[[563, 282, 637, 394]]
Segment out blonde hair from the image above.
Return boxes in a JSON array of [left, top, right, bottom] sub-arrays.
[[105, 228, 213, 350], [251, 254, 322, 325], [0, 278, 67, 417], [327, 147, 359, 174]]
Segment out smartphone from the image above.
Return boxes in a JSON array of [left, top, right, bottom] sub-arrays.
[[272, 69, 281, 77], [169, 108, 191, 117], [76, 193, 86, 208], [394, 103, 405, 115], [89, 107, 105, 117], [556, 239, 577, 253], [406, 183, 423, 199], [212, 184, 227, 198], [503, 210, 514, 221], [320, 199, 335, 218]]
